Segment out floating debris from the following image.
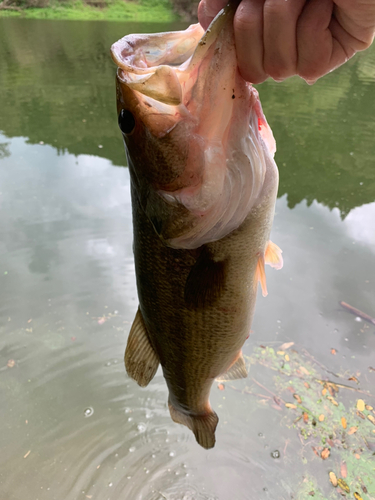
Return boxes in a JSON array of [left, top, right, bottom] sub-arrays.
[[84, 407, 94, 418], [340, 301, 375, 325], [329, 471, 338, 487]]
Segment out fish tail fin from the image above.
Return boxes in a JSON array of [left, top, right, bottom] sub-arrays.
[[168, 400, 218, 449], [125, 308, 159, 387]]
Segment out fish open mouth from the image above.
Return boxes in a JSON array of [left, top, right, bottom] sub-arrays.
[[111, 4, 277, 249]]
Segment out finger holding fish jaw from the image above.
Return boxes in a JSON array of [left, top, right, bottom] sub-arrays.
[[198, 0, 375, 84]]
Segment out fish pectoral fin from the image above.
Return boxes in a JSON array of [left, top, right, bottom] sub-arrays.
[[184, 247, 227, 309], [265, 240, 283, 270], [125, 308, 159, 387], [168, 400, 218, 450], [216, 352, 248, 381], [255, 254, 268, 297]]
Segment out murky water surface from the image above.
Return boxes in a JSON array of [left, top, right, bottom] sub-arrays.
[[1, 18, 375, 500]]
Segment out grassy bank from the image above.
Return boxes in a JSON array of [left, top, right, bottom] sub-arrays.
[[0, 0, 180, 21]]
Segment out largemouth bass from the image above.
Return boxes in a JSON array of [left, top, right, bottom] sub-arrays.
[[111, 1, 283, 449]]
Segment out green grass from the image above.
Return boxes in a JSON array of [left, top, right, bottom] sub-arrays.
[[0, 0, 178, 21]]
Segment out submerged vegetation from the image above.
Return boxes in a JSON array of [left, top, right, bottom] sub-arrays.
[[0, 0, 199, 21]]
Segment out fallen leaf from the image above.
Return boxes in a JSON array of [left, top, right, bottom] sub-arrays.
[[327, 396, 339, 406], [299, 366, 310, 375], [285, 354, 290, 362], [7, 359, 15, 368], [311, 447, 320, 457], [348, 427, 358, 435], [279, 342, 294, 350], [277, 351, 285, 356], [304, 382, 310, 389], [331, 348, 337, 355], [217, 383, 225, 391], [327, 382, 339, 396], [27, 318, 32, 323], [327, 438, 335, 448], [356, 411, 365, 420], [355, 453, 361, 460], [340, 462, 347, 478], [341, 417, 347, 429], [368, 415, 375, 426], [337, 479, 350, 493], [318, 414, 325, 422], [357, 399, 365, 411], [354, 493, 363, 500], [365, 405, 373, 411], [303, 412, 309, 423], [293, 394, 302, 404], [321, 448, 330, 460], [23, 450, 31, 459], [322, 388, 327, 396], [308, 492, 315, 497], [329, 471, 338, 487], [285, 403, 297, 409], [97, 317, 106, 325], [348, 376, 359, 384]]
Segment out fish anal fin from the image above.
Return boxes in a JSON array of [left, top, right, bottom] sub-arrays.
[[255, 254, 268, 297], [185, 247, 227, 309], [216, 352, 248, 381], [265, 240, 283, 270], [168, 400, 218, 450], [125, 308, 159, 387]]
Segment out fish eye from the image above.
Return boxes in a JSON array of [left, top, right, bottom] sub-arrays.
[[118, 109, 136, 135]]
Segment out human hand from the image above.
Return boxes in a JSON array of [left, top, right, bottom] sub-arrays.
[[198, 0, 375, 83]]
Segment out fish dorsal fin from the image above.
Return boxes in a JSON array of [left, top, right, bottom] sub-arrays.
[[216, 352, 248, 381], [168, 400, 219, 449], [125, 308, 159, 387], [265, 240, 283, 270]]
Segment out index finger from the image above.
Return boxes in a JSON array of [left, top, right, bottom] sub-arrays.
[[198, 0, 228, 29]]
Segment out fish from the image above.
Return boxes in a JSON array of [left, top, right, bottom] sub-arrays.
[[111, 0, 283, 449]]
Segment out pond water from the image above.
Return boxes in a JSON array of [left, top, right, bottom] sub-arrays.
[[0, 17, 375, 500]]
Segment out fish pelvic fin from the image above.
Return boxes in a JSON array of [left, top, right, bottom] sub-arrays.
[[168, 400, 218, 450], [265, 240, 283, 270], [216, 352, 248, 381], [125, 308, 159, 387]]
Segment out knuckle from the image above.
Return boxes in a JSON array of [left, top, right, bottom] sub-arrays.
[[297, 63, 325, 82], [264, 0, 298, 17], [240, 67, 268, 84], [264, 60, 293, 81]]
